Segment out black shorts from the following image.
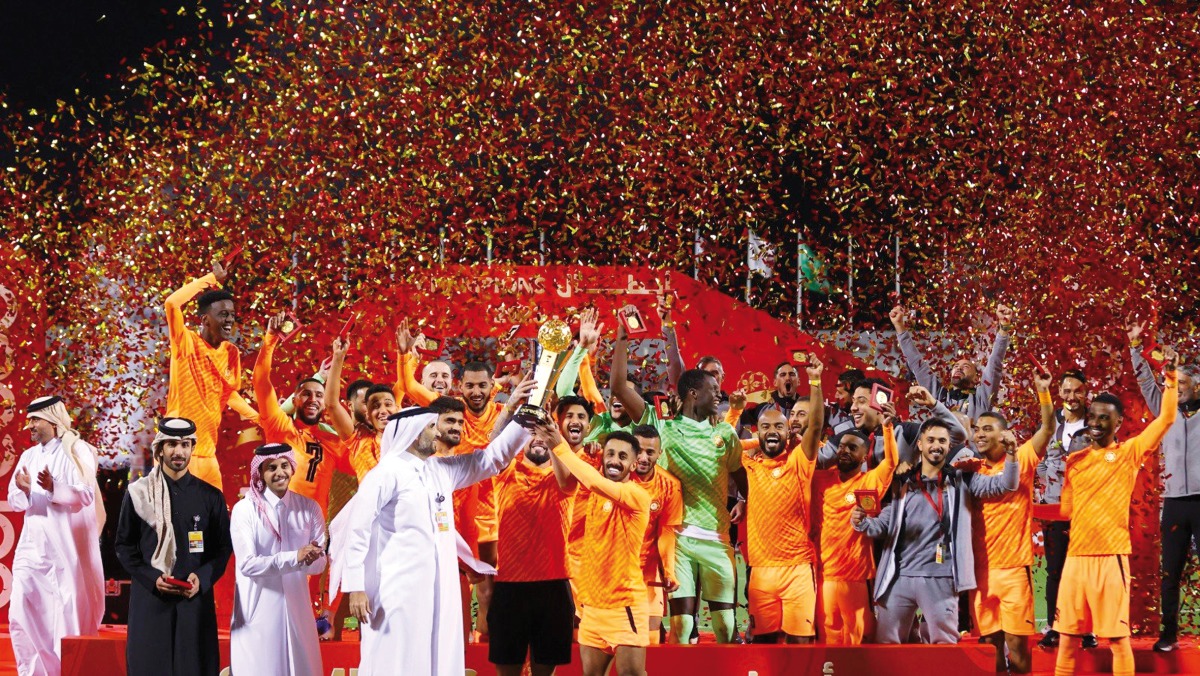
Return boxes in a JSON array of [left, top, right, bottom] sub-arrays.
[[487, 579, 575, 666]]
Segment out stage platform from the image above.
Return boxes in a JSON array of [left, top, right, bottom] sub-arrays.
[[0, 626, 1169, 675]]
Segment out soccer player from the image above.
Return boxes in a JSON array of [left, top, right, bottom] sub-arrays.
[[812, 421, 898, 644], [890, 303, 1013, 420], [324, 337, 398, 481], [611, 323, 745, 645], [968, 369, 1056, 673], [229, 443, 326, 676], [742, 354, 826, 644], [115, 418, 233, 676], [828, 368, 865, 431], [548, 427, 652, 676], [164, 261, 259, 489], [254, 312, 344, 515], [1034, 369, 1093, 650], [1127, 324, 1200, 652], [8, 396, 104, 675], [852, 418, 1018, 644], [823, 380, 967, 468], [631, 424, 683, 644], [1052, 354, 1179, 676], [488, 426, 577, 675], [736, 362, 801, 429]]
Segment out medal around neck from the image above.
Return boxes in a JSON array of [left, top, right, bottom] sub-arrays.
[[514, 318, 572, 426]]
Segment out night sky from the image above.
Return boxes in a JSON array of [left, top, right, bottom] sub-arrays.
[[0, 1, 228, 109]]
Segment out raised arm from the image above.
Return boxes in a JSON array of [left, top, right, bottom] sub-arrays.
[[963, 446, 1020, 498], [165, 265, 223, 347], [577, 352, 607, 413], [550, 431, 650, 512], [1132, 354, 1179, 463], [1028, 368, 1058, 458], [976, 305, 1013, 409], [891, 305, 941, 396], [323, 338, 357, 439], [396, 319, 437, 407], [1127, 321, 1163, 415], [658, 292, 685, 393], [253, 317, 293, 435], [440, 418, 534, 491], [610, 323, 647, 423], [556, 309, 601, 398], [801, 354, 827, 461]]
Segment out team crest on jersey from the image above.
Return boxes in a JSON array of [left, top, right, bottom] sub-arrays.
[[602, 500, 613, 512], [712, 435, 725, 447], [1104, 451, 1117, 463], [844, 492, 856, 504], [771, 468, 783, 479], [650, 500, 660, 512]]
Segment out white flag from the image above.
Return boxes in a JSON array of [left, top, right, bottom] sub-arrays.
[[748, 229, 776, 277]]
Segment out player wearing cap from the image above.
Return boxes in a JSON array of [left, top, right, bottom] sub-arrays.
[[115, 417, 233, 676], [230, 443, 326, 676], [1052, 353, 1179, 676], [164, 261, 259, 489], [7, 395, 105, 676]]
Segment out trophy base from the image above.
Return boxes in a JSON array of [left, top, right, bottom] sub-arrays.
[[513, 404, 551, 426]]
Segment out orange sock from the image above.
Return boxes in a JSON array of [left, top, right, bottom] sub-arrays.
[[1111, 639, 1134, 676], [1054, 637, 1079, 676]]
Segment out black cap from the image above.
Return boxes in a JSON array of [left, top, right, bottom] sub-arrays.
[[158, 417, 197, 437], [254, 443, 293, 456], [27, 396, 62, 413], [388, 407, 432, 421]]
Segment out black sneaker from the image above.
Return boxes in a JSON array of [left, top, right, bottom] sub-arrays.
[[1154, 636, 1178, 653], [1082, 633, 1099, 649], [1038, 630, 1060, 650]]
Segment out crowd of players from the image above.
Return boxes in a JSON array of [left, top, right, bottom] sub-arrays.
[[6, 260, 1196, 676]]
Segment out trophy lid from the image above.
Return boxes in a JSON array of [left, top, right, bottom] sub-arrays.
[[537, 318, 572, 353]]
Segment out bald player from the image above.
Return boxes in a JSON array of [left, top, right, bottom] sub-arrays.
[[968, 369, 1056, 673], [742, 354, 826, 644], [164, 260, 258, 489], [631, 424, 682, 644], [1053, 354, 1179, 676]]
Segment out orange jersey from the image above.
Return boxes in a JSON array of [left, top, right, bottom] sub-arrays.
[[253, 332, 344, 511], [813, 423, 898, 582], [634, 468, 683, 583], [164, 273, 258, 458], [493, 455, 575, 582], [343, 428, 382, 482], [1062, 374, 1178, 556], [567, 448, 605, 571], [552, 443, 650, 609], [971, 441, 1039, 569], [745, 446, 817, 567]]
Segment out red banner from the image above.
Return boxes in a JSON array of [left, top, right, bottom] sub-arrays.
[[0, 245, 46, 623]]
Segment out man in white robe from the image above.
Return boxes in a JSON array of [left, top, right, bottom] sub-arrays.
[[6, 395, 104, 676], [230, 443, 326, 676], [329, 391, 538, 676]]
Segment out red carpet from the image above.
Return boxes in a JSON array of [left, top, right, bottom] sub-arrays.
[[0, 625, 1192, 674]]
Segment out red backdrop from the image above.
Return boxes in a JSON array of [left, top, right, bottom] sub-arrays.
[[0, 245, 46, 623]]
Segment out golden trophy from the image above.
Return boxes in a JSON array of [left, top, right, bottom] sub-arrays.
[[514, 318, 573, 425]]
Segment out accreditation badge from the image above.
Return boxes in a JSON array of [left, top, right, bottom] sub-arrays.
[[188, 530, 205, 554], [435, 509, 451, 533]]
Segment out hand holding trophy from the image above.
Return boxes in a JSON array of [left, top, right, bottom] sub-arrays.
[[513, 318, 573, 425]]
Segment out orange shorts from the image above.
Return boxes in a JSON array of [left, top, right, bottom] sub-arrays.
[[578, 605, 649, 652], [1053, 555, 1131, 638], [645, 581, 666, 619], [820, 579, 874, 645], [972, 566, 1036, 636], [748, 564, 817, 637], [189, 455, 222, 490]]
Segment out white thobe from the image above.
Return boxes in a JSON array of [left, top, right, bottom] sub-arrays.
[[340, 423, 530, 676], [230, 490, 326, 676], [6, 438, 104, 676]]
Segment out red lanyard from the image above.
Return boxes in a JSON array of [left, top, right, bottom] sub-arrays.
[[919, 476, 944, 523]]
